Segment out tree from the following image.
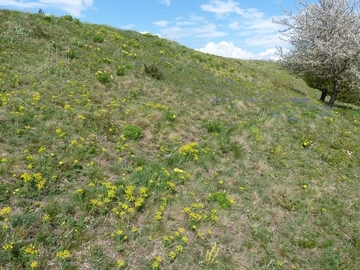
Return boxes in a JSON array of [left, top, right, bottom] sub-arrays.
[[273, 0, 360, 107]]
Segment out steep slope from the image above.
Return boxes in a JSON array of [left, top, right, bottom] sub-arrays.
[[0, 10, 359, 269]]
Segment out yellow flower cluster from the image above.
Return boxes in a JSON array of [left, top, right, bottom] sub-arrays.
[[108, 185, 148, 218], [2, 242, 14, 251], [64, 104, 74, 110], [20, 172, 47, 190], [112, 202, 134, 216], [121, 50, 137, 58], [30, 261, 38, 268], [0, 206, 11, 229], [55, 128, 65, 137], [169, 251, 176, 261], [102, 57, 113, 63], [184, 203, 218, 223], [173, 167, 191, 181], [155, 196, 168, 220], [146, 101, 169, 111], [38, 146, 46, 153], [110, 33, 125, 41], [23, 244, 39, 255], [90, 198, 104, 207], [301, 140, 313, 148], [32, 92, 41, 102], [117, 259, 126, 267], [162, 226, 188, 261], [111, 228, 128, 242], [42, 214, 50, 222], [179, 142, 199, 160], [152, 256, 162, 268], [77, 114, 86, 120], [124, 185, 135, 202], [56, 249, 71, 259], [84, 44, 100, 50], [0, 206, 11, 217]]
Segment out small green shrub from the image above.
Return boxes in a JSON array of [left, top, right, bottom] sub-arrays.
[[61, 15, 73, 21], [95, 71, 113, 84], [43, 16, 52, 23], [14, 26, 30, 37], [144, 64, 163, 80], [154, 39, 166, 47], [205, 121, 222, 134], [32, 25, 48, 38], [208, 192, 234, 209], [116, 66, 126, 76], [123, 125, 143, 140], [66, 49, 77, 59], [296, 232, 318, 249], [165, 111, 176, 121], [93, 34, 105, 43]]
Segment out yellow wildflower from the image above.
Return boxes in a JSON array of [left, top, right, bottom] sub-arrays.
[[23, 244, 38, 255], [56, 249, 71, 259], [30, 261, 38, 268], [0, 206, 11, 217], [117, 259, 125, 267]]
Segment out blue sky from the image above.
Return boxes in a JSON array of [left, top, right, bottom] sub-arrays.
[[0, 0, 301, 60]]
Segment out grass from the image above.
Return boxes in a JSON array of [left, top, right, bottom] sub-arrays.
[[0, 9, 359, 270]]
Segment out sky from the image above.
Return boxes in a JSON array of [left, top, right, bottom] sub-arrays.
[[0, 0, 302, 60]]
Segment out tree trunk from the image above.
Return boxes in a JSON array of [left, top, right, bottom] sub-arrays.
[[329, 78, 339, 108], [320, 89, 328, 102]]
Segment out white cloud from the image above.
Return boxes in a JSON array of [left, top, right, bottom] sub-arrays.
[[152, 1, 289, 57], [258, 48, 279, 61], [176, 20, 196, 26], [197, 41, 254, 59], [188, 13, 208, 23], [245, 18, 278, 31], [244, 33, 285, 48], [198, 0, 287, 52], [155, 14, 227, 40], [158, 25, 227, 40], [196, 41, 280, 60], [173, 14, 206, 27], [0, 0, 43, 9], [153, 20, 170, 27], [158, 0, 170, 6], [0, 0, 94, 17], [121, 24, 135, 30], [228, 21, 240, 30], [200, 0, 240, 15], [157, 27, 189, 39], [200, 0, 263, 19]]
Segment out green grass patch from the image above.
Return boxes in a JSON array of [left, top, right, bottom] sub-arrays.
[[0, 9, 359, 270]]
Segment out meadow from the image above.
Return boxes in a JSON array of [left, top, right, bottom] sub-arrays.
[[0, 9, 359, 269]]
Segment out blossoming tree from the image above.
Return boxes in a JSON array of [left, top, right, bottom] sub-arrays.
[[273, 0, 360, 107]]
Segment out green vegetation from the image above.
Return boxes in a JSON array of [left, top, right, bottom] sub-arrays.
[[274, 0, 360, 107], [123, 124, 143, 141], [0, 9, 359, 269]]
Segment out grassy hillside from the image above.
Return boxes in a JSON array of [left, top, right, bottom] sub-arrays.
[[0, 10, 359, 269]]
